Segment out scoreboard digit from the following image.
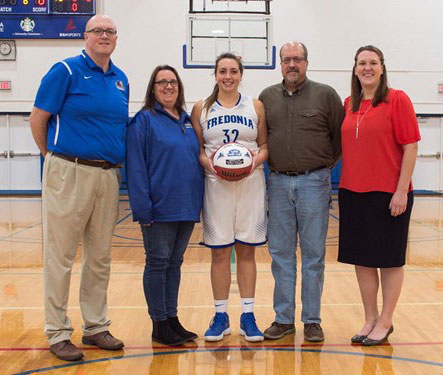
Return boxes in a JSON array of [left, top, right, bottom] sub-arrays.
[[0, 0, 48, 13], [0, 0, 94, 14], [50, 0, 94, 15]]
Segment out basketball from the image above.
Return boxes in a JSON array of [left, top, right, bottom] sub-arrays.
[[212, 142, 253, 181]]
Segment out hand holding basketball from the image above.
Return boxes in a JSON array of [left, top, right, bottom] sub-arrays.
[[199, 152, 218, 176], [212, 142, 253, 181]]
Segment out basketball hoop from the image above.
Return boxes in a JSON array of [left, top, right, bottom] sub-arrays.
[[190, 0, 271, 14]]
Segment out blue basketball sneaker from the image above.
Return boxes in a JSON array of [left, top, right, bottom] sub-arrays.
[[239, 312, 264, 342], [204, 312, 231, 342]]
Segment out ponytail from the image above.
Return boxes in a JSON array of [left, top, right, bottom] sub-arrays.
[[203, 84, 219, 115]]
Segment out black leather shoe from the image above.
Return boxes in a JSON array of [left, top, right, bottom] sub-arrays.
[[351, 334, 367, 343], [168, 316, 198, 342], [152, 319, 187, 346], [362, 326, 394, 346]]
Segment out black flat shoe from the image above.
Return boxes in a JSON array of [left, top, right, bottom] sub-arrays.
[[168, 316, 198, 342], [351, 334, 367, 343], [152, 319, 187, 346], [362, 326, 394, 346]]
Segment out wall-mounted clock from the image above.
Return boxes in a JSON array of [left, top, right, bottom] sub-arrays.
[[0, 40, 16, 61]]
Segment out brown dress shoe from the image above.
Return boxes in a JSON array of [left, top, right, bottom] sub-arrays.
[[263, 322, 295, 339], [82, 331, 124, 350], [304, 323, 324, 342], [49, 340, 84, 361]]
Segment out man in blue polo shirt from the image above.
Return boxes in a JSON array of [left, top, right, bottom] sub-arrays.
[[30, 14, 129, 361]]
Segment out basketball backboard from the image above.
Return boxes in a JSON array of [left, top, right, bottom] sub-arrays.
[[190, 0, 271, 14], [184, 13, 275, 69]]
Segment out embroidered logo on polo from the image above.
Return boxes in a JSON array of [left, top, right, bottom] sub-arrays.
[[184, 122, 193, 128], [84, 76, 92, 80], [115, 80, 125, 91]]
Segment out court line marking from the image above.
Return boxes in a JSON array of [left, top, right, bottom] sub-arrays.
[[1, 301, 443, 311], [1, 267, 443, 276], [10, 346, 443, 374], [0, 206, 131, 242], [4, 231, 441, 245], [116, 213, 132, 225], [0, 198, 41, 201], [0, 223, 42, 242], [329, 213, 339, 221], [4, 237, 442, 248], [3, 341, 443, 352], [2, 207, 440, 246]]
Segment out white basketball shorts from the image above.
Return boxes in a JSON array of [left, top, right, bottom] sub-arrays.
[[202, 167, 267, 248]]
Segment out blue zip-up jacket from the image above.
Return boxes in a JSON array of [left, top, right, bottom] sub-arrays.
[[126, 103, 204, 224]]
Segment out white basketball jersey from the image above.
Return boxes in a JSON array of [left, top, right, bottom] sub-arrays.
[[200, 94, 259, 157]]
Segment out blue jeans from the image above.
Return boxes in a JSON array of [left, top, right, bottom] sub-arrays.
[[267, 169, 331, 324], [140, 221, 195, 321]]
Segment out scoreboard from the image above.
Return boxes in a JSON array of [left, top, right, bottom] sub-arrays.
[[0, 0, 96, 39]]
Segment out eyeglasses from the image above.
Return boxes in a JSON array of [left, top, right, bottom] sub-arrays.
[[86, 28, 117, 37], [281, 56, 305, 64], [155, 79, 178, 88]]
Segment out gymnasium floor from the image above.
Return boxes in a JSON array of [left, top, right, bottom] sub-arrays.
[[0, 195, 442, 374]]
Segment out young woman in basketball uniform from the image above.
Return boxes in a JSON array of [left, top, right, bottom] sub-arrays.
[[191, 53, 268, 342]]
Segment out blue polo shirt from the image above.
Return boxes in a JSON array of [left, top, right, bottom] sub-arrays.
[[34, 50, 129, 164]]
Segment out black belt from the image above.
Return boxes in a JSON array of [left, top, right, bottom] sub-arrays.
[[274, 165, 327, 176], [52, 152, 122, 170]]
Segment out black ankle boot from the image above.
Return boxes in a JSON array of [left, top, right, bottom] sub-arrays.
[[168, 316, 198, 341], [152, 319, 187, 346]]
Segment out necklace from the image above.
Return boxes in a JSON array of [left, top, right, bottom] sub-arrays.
[[355, 102, 372, 140]]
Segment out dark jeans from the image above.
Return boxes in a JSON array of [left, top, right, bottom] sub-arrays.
[[140, 221, 195, 321]]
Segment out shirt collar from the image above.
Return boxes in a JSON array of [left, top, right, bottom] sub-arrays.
[[81, 49, 116, 75], [154, 101, 189, 122], [281, 78, 309, 97]]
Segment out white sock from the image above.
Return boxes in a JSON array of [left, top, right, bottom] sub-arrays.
[[214, 299, 228, 313], [241, 298, 254, 313]]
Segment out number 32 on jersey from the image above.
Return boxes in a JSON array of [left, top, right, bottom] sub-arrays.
[[223, 128, 239, 143]]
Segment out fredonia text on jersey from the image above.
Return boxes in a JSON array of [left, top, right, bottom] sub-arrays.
[[207, 115, 254, 130]]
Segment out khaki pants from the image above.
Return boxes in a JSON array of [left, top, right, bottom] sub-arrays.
[[42, 153, 120, 345]]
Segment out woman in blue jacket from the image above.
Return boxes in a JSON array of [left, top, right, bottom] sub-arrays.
[[126, 65, 204, 346]]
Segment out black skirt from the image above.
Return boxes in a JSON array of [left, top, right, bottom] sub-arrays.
[[338, 188, 414, 268]]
